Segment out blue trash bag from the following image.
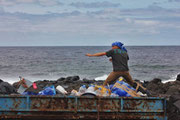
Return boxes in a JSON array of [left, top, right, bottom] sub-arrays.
[[110, 81, 135, 97], [22, 91, 38, 95], [38, 85, 56, 95], [111, 87, 127, 96]]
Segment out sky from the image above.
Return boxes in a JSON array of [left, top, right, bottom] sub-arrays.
[[0, 0, 180, 46]]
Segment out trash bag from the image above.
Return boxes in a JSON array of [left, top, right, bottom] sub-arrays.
[[111, 87, 127, 97], [22, 91, 38, 95], [38, 85, 56, 95], [94, 85, 111, 97], [111, 80, 140, 97]]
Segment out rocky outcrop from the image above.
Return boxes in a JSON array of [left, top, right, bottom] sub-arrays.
[[176, 74, 180, 81], [0, 79, 17, 94]]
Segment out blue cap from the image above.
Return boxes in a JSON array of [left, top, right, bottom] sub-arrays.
[[112, 42, 127, 52]]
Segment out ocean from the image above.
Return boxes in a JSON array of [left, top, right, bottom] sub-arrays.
[[0, 46, 179, 84]]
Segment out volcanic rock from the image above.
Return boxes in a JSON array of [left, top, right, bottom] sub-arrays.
[[176, 74, 180, 81], [0, 81, 17, 94], [151, 78, 162, 84]]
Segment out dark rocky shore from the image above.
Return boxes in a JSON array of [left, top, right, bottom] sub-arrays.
[[0, 74, 180, 120]]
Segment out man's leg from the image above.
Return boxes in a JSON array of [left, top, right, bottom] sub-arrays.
[[123, 72, 151, 96], [103, 72, 120, 86], [122, 71, 135, 86]]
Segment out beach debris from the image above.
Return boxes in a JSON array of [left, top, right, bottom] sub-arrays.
[[56, 85, 68, 95], [94, 85, 111, 97], [33, 82, 37, 89], [17, 77, 33, 94], [78, 85, 86, 95], [111, 79, 140, 97], [70, 89, 79, 96], [38, 85, 56, 95]]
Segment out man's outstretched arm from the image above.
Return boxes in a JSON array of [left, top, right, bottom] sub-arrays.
[[86, 52, 106, 57]]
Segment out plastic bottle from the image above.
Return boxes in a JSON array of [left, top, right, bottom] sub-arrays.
[[86, 85, 95, 93], [56, 85, 68, 95], [78, 85, 86, 94], [95, 88, 102, 96]]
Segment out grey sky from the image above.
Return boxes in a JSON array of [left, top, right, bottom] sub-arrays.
[[0, 0, 180, 46]]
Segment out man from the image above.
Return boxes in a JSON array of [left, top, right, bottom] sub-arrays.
[[86, 41, 134, 86], [86, 42, 150, 96]]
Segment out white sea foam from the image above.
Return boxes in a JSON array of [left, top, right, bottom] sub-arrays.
[[162, 74, 177, 83], [95, 74, 108, 81]]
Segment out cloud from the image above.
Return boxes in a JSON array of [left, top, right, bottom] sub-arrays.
[[0, 0, 63, 6], [0, 6, 180, 43], [0, 6, 4, 13], [168, 0, 180, 2], [38, 0, 63, 7], [70, 1, 120, 8]]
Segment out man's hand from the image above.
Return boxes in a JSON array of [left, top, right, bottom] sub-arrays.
[[86, 53, 93, 57]]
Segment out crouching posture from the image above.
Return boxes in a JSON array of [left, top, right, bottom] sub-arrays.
[[86, 42, 150, 96]]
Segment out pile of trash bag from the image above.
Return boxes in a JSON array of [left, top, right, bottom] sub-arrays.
[[16, 77, 146, 97], [70, 77, 147, 97], [16, 77, 68, 96]]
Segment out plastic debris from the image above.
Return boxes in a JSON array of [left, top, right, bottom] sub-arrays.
[[94, 85, 111, 97], [70, 89, 79, 96], [111, 79, 140, 97], [79, 85, 86, 94], [95, 88, 102, 96], [81, 84, 97, 96], [86, 85, 95, 92], [110, 93, 119, 97], [22, 91, 38, 95], [38, 85, 56, 95], [33, 82, 37, 89], [17, 77, 33, 94], [56, 85, 68, 95], [68, 77, 144, 97]]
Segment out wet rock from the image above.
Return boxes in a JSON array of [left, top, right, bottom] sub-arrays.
[[57, 77, 66, 81], [66, 76, 80, 81], [169, 94, 180, 103], [0, 79, 3, 83], [0, 81, 17, 94], [146, 82, 166, 95], [176, 74, 180, 81], [174, 100, 180, 110], [83, 78, 96, 84], [167, 94, 180, 120], [151, 78, 162, 84], [166, 86, 180, 95]]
